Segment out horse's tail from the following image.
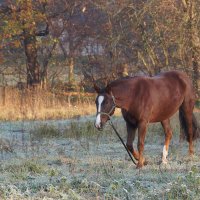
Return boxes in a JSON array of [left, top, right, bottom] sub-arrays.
[[179, 106, 200, 141]]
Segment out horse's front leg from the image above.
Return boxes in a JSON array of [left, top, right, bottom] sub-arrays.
[[126, 122, 139, 161], [161, 119, 173, 164], [137, 120, 148, 168]]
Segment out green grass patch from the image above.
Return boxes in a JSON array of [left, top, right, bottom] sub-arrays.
[[30, 124, 61, 139], [163, 167, 200, 200], [30, 121, 113, 140], [0, 160, 46, 181], [63, 121, 98, 139]]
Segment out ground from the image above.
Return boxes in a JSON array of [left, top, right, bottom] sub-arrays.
[[0, 114, 199, 200]]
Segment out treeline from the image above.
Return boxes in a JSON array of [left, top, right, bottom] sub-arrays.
[[0, 0, 200, 96]]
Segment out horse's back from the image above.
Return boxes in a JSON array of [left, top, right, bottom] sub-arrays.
[[154, 71, 195, 98], [147, 71, 195, 121], [119, 71, 195, 122], [109, 71, 195, 122]]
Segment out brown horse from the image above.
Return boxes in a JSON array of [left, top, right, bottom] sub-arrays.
[[94, 71, 199, 168]]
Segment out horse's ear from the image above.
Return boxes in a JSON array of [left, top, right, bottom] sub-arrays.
[[94, 83, 101, 93], [105, 85, 111, 94]]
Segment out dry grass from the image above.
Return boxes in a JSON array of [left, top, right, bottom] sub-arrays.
[[0, 87, 96, 121], [0, 87, 198, 121]]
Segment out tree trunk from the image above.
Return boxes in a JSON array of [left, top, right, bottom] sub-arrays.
[[184, 0, 200, 97], [40, 56, 49, 90], [22, 1, 40, 88], [24, 35, 40, 88], [68, 57, 74, 85], [190, 2, 200, 97], [41, 69, 47, 89]]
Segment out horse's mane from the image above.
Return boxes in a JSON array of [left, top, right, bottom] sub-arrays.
[[107, 75, 145, 89]]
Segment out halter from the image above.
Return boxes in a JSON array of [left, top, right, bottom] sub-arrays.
[[95, 92, 137, 165], [96, 92, 116, 117]]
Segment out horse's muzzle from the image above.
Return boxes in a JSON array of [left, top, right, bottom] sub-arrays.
[[95, 122, 104, 131]]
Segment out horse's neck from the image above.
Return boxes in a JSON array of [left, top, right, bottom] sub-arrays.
[[112, 87, 130, 110]]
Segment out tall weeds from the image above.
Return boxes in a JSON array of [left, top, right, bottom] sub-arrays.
[[0, 87, 96, 121]]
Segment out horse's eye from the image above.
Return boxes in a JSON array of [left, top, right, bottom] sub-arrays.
[[104, 101, 109, 105]]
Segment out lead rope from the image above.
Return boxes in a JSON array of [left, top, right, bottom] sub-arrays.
[[99, 111, 137, 165]]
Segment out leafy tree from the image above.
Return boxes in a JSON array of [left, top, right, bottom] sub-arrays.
[[0, 0, 199, 95], [0, 0, 49, 88]]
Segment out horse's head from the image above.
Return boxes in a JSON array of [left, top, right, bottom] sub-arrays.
[[94, 85, 116, 130]]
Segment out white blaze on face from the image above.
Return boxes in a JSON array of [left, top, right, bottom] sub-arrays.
[[95, 96, 104, 128]]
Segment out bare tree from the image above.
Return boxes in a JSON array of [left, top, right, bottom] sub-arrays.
[[182, 0, 200, 96]]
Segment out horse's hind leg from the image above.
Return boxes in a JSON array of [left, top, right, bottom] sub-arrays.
[[180, 100, 195, 155], [161, 119, 173, 164], [137, 121, 148, 168], [126, 122, 139, 161]]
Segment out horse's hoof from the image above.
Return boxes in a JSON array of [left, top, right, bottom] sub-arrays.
[[162, 158, 168, 165], [136, 163, 143, 169], [189, 152, 194, 157], [161, 160, 168, 165], [144, 159, 148, 165]]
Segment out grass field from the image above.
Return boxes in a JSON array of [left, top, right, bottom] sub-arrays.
[[0, 113, 199, 200]]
